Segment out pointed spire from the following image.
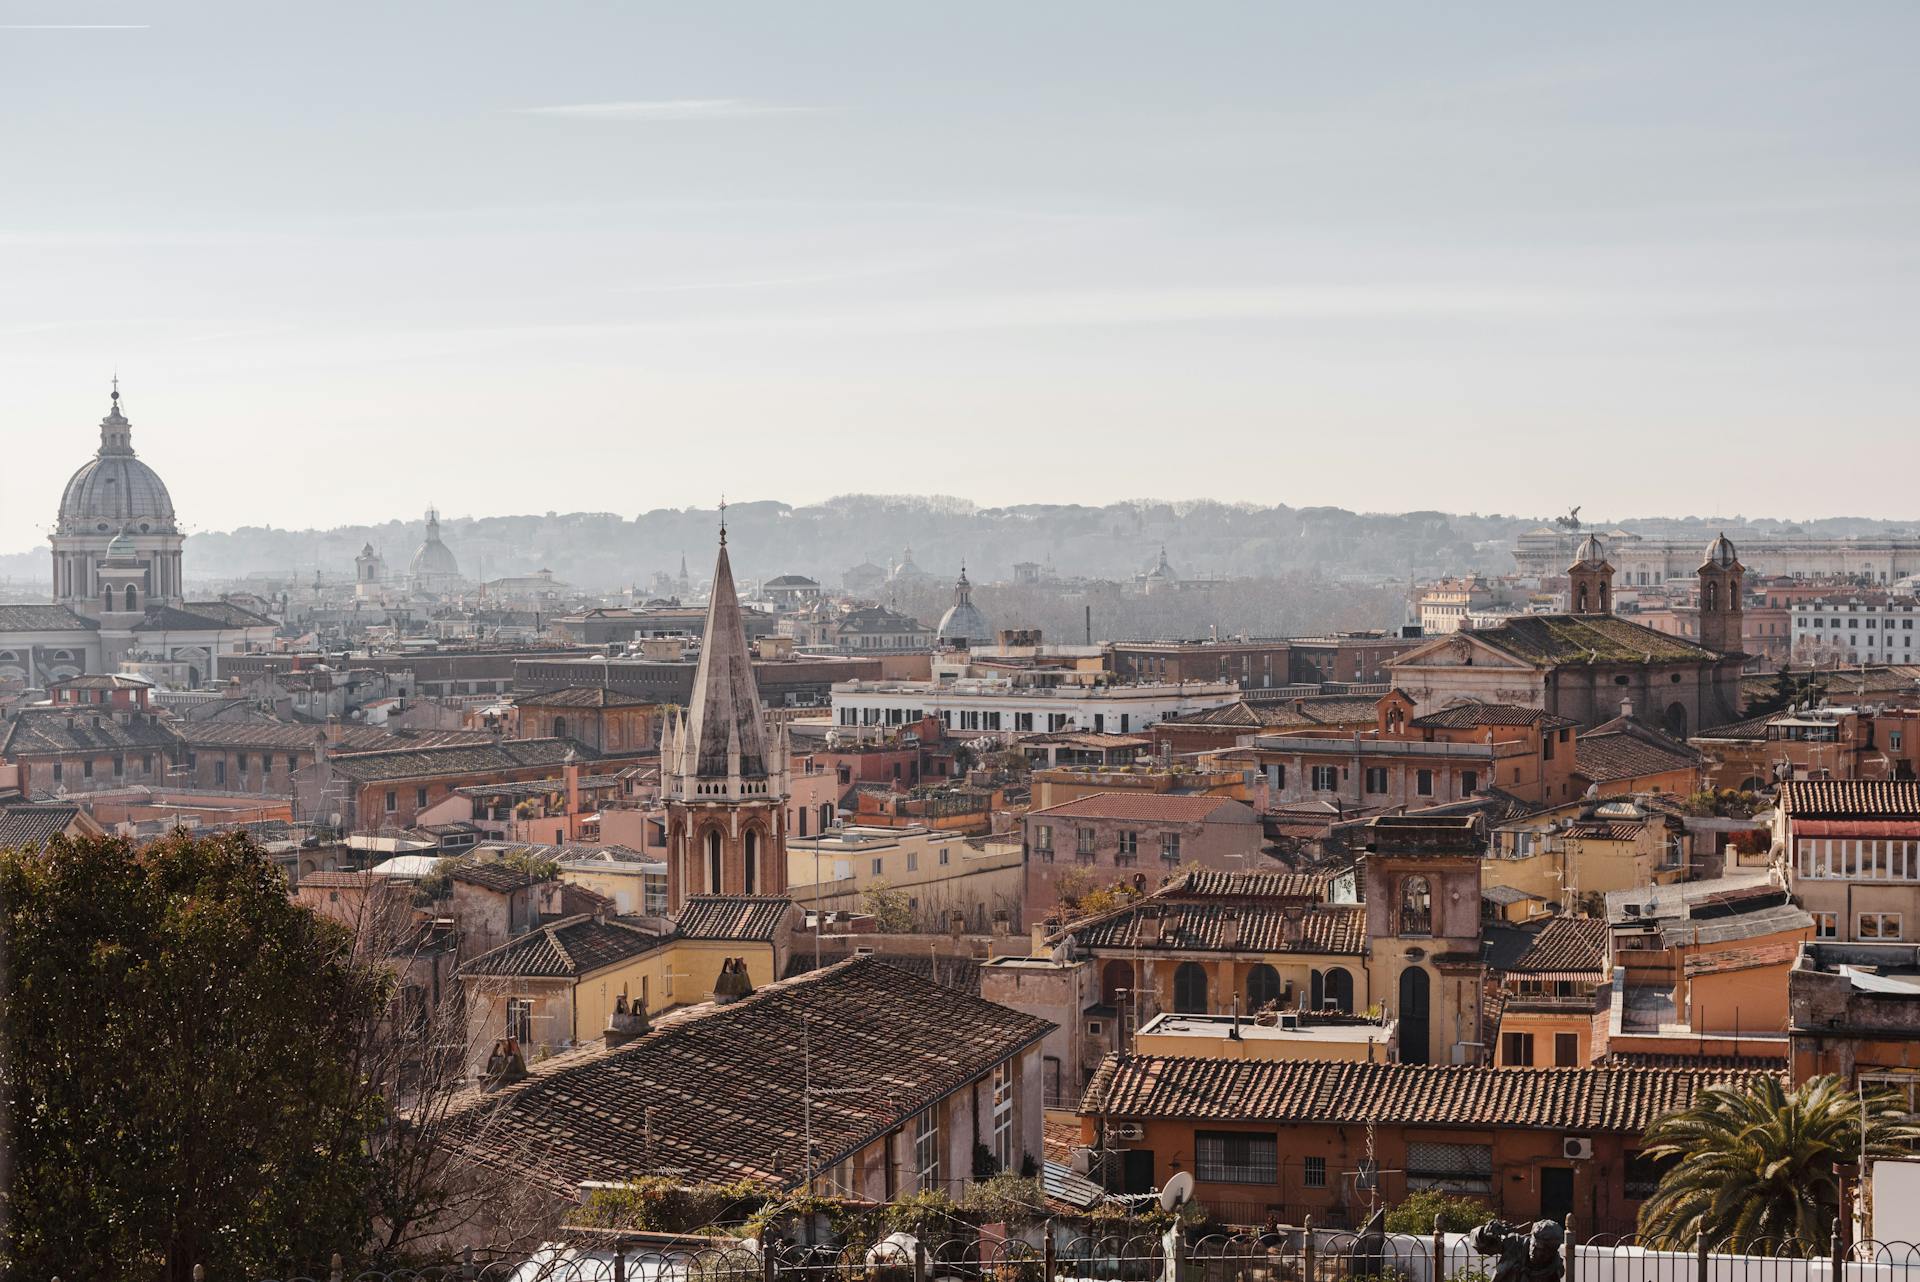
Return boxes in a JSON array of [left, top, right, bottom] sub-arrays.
[[718, 494, 728, 547], [681, 533, 769, 781]]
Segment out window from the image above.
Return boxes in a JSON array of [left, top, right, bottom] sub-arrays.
[[286, 754, 298, 773], [1625, 1152, 1675, 1200], [1076, 827, 1096, 857], [1859, 912, 1904, 940], [1161, 833, 1181, 863], [1365, 767, 1388, 794], [112, 754, 124, 778], [938, 847, 950, 866], [384, 788, 396, 812], [51, 763, 62, 783], [1461, 770, 1478, 796], [1034, 825, 1053, 860], [1400, 875, 1433, 936], [906, 851, 919, 872], [991, 1059, 1015, 1173], [214, 759, 226, 786], [914, 1107, 941, 1192], [1814, 912, 1839, 938], [1303, 1155, 1327, 1188], [872, 857, 884, 876], [1503, 1031, 1535, 1066], [1311, 765, 1338, 791], [1416, 768, 1434, 796], [1116, 831, 1138, 865], [416, 786, 428, 808], [507, 998, 534, 1045], [1554, 1032, 1580, 1067], [1406, 1141, 1492, 1193], [1195, 1131, 1277, 1184]]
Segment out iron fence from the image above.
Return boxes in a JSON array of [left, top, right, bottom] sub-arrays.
[[64, 1225, 1920, 1282]]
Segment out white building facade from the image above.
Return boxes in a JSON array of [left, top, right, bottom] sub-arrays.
[[830, 676, 1240, 738]]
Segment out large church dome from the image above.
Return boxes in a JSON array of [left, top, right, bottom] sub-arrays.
[[56, 388, 177, 535], [408, 507, 462, 584]]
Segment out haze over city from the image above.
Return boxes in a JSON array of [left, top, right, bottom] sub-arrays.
[[6, 1, 1920, 556]]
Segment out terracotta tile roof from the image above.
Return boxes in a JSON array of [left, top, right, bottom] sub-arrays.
[[1157, 702, 1266, 728], [451, 861, 552, 893], [0, 708, 184, 755], [1060, 901, 1366, 956], [1508, 917, 1609, 976], [1561, 820, 1647, 842], [1164, 869, 1328, 901], [1602, 1051, 1788, 1072], [135, 603, 274, 632], [1081, 1054, 1778, 1133], [0, 803, 82, 850], [324, 737, 594, 783], [1691, 712, 1776, 742], [1445, 614, 1718, 667], [784, 950, 981, 993], [0, 604, 97, 631], [296, 870, 393, 889], [442, 957, 1053, 1190], [1779, 780, 1920, 820], [459, 914, 668, 978], [1241, 696, 1383, 728], [1575, 718, 1704, 784], [1029, 794, 1256, 824], [179, 721, 492, 752], [1410, 703, 1572, 730], [515, 686, 659, 709], [1682, 939, 1802, 978], [674, 895, 794, 942]]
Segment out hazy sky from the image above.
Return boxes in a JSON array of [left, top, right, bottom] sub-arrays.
[[5, 3, 1919, 554]]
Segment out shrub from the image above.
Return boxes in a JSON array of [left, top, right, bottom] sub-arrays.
[[1383, 1190, 1489, 1234]]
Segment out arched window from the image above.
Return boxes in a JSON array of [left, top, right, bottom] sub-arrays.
[[1400, 875, 1433, 936], [1246, 963, 1282, 1011], [1399, 967, 1431, 1064], [551, 715, 568, 740], [1665, 701, 1688, 739], [706, 829, 723, 893], [1173, 962, 1209, 1014], [1575, 586, 1589, 613], [1323, 966, 1354, 1013], [102, 587, 113, 612], [1101, 959, 1133, 1006], [1704, 581, 1720, 612], [744, 829, 759, 896], [124, 585, 137, 612]]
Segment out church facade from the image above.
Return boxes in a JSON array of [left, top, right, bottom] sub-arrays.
[[1388, 533, 1749, 738]]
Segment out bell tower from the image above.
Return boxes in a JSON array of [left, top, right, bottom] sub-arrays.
[[1566, 533, 1613, 616], [662, 521, 790, 910], [1697, 533, 1745, 656]]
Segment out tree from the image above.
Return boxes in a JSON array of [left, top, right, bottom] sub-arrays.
[[862, 879, 914, 933], [1635, 1074, 1920, 1250], [1, 831, 388, 1281]]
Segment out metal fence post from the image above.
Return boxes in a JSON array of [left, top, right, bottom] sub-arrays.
[[1831, 1224, 1845, 1282], [1044, 1221, 1057, 1282], [1162, 1221, 1186, 1282], [194, 1268, 205, 1282], [1303, 1216, 1317, 1282], [330, 1251, 344, 1282], [614, 1236, 629, 1282], [1433, 1213, 1446, 1282], [1695, 1232, 1709, 1282], [913, 1239, 929, 1282], [462, 1245, 476, 1281], [763, 1234, 779, 1282], [1562, 1217, 1576, 1282]]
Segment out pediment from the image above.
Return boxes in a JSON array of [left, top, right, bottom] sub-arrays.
[[1390, 632, 1534, 670]]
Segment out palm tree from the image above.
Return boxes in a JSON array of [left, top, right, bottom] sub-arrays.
[[1636, 1074, 1920, 1250]]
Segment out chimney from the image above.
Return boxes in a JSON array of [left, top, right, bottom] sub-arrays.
[[1281, 903, 1306, 946], [1220, 907, 1242, 951], [1620, 696, 1634, 721], [713, 956, 754, 1004]]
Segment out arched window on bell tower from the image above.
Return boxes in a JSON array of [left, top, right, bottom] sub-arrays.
[[706, 829, 723, 893], [744, 829, 760, 895]]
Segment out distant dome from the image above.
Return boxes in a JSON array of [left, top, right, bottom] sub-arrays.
[[408, 507, 462, 584], [1572, 533, 1607, 566], [1703, 532, 1739, 569], [56, 392, 176, 535], [937, 566, 994, 643]]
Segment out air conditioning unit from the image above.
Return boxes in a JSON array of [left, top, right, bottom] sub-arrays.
[[1111, 1123, 1145, 1142], [1563, 1137, 1594, 1161]]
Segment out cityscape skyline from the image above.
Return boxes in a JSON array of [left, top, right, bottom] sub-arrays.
[[6, 2, 1920, 553]]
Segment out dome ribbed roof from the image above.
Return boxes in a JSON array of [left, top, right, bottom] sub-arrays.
[[1572, 533, 1607, 566], [937, 566, 994, 642], [56, 393, 176, 535], [1703, 532, 1739, 569], [408, 508, 462, 581]]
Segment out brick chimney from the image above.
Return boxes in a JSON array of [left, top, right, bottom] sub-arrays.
[[1220, 907, 1242, 951], [1281, 903, 1307, 946]]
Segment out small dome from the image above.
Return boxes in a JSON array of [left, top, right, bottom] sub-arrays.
[[938, 600, 994, 643], [1572, 533, 1607, 566], [408, 508, 462, 583], [1703, 532, 1739, 569]]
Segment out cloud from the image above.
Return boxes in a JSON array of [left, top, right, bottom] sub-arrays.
[[515, 99, 818, 121]]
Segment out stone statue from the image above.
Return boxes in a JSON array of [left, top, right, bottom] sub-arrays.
[[1470, 1219, 1565, 1282]]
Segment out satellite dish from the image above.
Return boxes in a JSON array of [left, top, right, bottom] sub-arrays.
[[1159, 1171, 1195, 1213]]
